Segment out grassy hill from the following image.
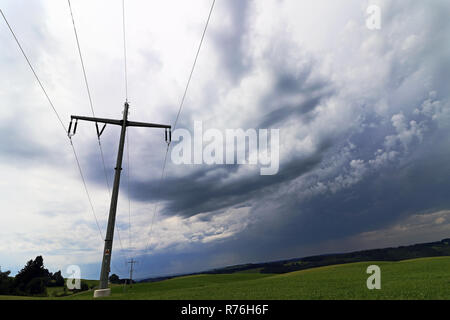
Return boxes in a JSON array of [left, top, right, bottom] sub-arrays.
[[55, 256, 450, 300], [2, 239, 449, 300], [199, 238, 450, 275]]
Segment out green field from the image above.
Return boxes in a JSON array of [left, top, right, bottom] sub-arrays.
[[1, 257, 449, 300]]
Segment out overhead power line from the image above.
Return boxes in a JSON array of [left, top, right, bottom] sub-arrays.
[[127, 133, 132, 252], [173, 0, 216, 131], [142, 0, 216, 256], [1, 8, 127, 275], [69, 139, 104, 239], [67, 0, 95, 117], [123, 0, 133, 259], [67, 0, 130, 266], [122, 0, 128, 102]]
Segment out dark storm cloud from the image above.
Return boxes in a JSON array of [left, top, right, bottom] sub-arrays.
[[129, 146, 327, 218], [77, 0, 340, 221], [117, 31, 338, 218], [239, 134, 450, 257], [257, 45, 334, 128], [147, 128, 450, 270], [259, 94, 325, 128], [29, 0, 449, 278]]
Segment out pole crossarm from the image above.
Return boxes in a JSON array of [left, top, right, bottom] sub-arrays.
[[70, 115, 171, 129], [71, 115, 122, 126], [69, 114, 171, 140], [126, 120, 171, 129]]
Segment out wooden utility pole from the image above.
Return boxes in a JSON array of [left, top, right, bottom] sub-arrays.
[[68, 102, 171, 298]]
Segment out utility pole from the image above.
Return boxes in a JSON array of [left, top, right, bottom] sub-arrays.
[[68, 102, 171, 298], [128, 258, 137, 287]]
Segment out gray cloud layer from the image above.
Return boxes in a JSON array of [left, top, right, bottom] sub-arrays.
[[2, 0, 450, 278]]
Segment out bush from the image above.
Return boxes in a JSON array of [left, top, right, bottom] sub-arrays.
[[109, 274, 120, 284]]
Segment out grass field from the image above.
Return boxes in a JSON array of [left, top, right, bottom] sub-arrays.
[[1, 257, 449, 300]]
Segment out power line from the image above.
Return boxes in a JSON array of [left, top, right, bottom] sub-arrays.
[[122, 0, 134, 261], [67, 0, 95, 118], [67, 0, 130, 267], [123, 0, 133, 258], [173, 0, 216, 131], [126, 133, 132, 252], [142, 144, 170, 254], [69, 139, 104, 240], [142, 0, 216, 256], [1, 7, 126, 276], [122, 0, 128, 102]]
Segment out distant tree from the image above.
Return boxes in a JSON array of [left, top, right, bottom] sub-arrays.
[[48, 270, 65, 287], [14, 256, 51, 296], [0, 268, 14, 295], [26, 277, 47, 295], [109, 274, 120, 284]]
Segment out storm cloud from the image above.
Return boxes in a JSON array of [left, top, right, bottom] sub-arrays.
[[1, 0, 450, 279]]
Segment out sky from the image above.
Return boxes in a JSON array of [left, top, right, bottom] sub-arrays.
[[1, 0, 450, 280]]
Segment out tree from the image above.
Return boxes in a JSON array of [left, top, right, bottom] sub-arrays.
[[48, 270, 65, 287], [0, 268, 14, 295], [14, 256, 51, 296], [109, 274, 120, 284]]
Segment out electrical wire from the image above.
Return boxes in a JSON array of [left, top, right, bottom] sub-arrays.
[[122, 0, 128, 102], [67, 0, 129, 271], [172, 0, 216, 131], [126, 132, 132, 253], [122, 0, 135, 269], [0, 8, 126, 272], [142, 0, 216, 256]]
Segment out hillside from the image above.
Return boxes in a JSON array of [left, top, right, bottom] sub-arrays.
[[64, 256, 450, 300], [200, 238, 450, 275]]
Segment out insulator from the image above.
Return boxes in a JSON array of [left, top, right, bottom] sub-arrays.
[[68, 120, 73, 135]]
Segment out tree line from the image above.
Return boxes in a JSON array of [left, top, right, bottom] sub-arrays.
[[0, 256, 88, 297]]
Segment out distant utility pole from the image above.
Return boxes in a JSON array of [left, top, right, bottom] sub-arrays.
[[128, 258, 137, 287], [68, 102, 171, 298]]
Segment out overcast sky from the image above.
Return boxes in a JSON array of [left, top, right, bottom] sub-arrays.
[[1, 0, 450, 280]]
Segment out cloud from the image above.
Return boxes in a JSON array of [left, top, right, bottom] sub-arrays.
[[1, 0, 450, 279]]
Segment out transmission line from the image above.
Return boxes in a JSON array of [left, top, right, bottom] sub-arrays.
[[122, 0, 128, 102], [142, 0, 216, 256], [121, 0, 134, 262], [67, 0, 130, 266], [126, 132, 132, 253], [1, 8, 126, 275]]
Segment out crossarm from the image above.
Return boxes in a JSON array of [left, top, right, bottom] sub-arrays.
[[126, 120, 171, 129], [71, 115, 123, 126]]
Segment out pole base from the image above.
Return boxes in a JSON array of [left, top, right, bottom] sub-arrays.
[[93, 288, 111, 298]]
